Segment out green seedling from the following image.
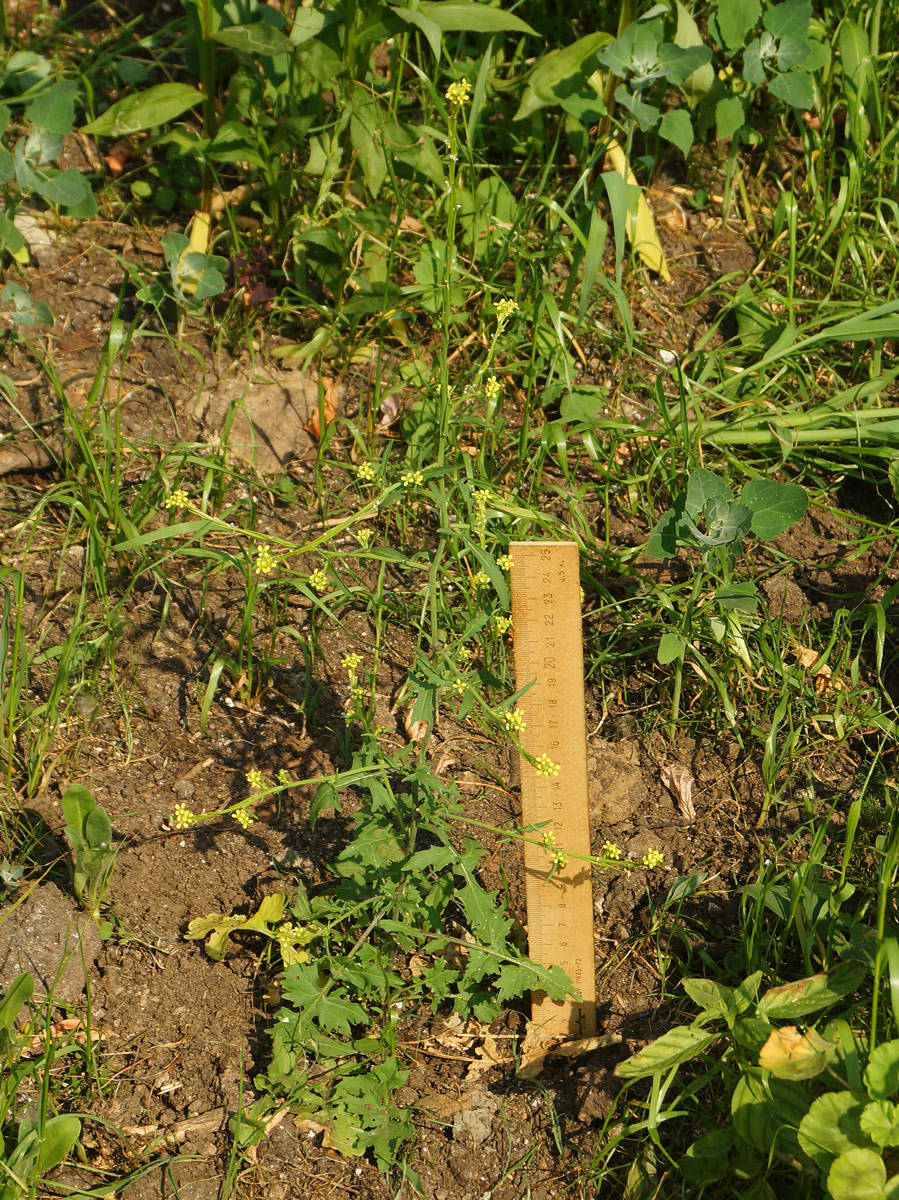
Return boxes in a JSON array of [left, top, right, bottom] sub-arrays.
[[60, 784, 116, 932], [645, 468, 808, 729], [0, 974, 82, 1200], [0, 1114, 81, 1200]]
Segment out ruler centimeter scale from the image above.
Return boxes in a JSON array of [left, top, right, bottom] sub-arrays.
[[510, 542, 597, 1040]]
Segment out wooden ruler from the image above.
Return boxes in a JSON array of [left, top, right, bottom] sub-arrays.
[[510, 542, 596, 1039]]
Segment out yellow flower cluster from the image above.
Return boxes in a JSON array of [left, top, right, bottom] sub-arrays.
[[246, 767, 266, 792], [471, 570, 490, 590], [496, 553, 514, 571], [534, 754, 560, 778], [165, 489, 189, 511], [445, 78, 472, 111], [309, 567, 329, 592], [357, 528, 374, 549], [495, 298, 518, 327], [484, 377, 501, 404], [255, 544, 277, 575], [234, 808, 252, 829], [493, 614, 512, 635], [601, 840, 623, 860], [342, 653, 363, 675], [172, 802, 195, 829], [641, 848, 665, 869], [502, 707, 526, 734], [357, 461, 377, 482]]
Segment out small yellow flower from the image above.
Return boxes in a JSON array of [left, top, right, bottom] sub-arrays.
[[350, 685, 366, 704], [400, 468, 425, 487], [277, 769, 290, 786], [356, 461, 377, 483], [542, 829, 557, 849], [496, 553, 514, 571], [445, 78, 472, 111], [234, 808, 252, 829], [172, 802, 195, 829], [551, 850, 568, 869], [451, 677, 467, 695], [502, 707, 526, 734], [357, 528, 374, 549], [342, 653, 363, 675], [246, 768, 266, 792], [641, 848, 665, 870], [601, 840, 623, 861], [471, 569, 490, 590], [493, 614, 513, 635], [255, 544, 277, 575], [457, 644, 473, 662], [484, 377, 501, 404], [495, 298, 518, 327], [473, 488, 491, 508], [534, 754, 560, 778], [165, 489, 189, 511], [309, 567, 329, 592]]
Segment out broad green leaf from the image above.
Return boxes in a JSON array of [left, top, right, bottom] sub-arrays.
[[839, 20, 873, 147], [495, 960, 573, 1003], [798, 1090, 865, 1170], [0, 973, 33, 1032], [685, 469, 731, 519], [740, 478, 808, 539], [559, 387, 608, 424], [82, 83, 200, 137], [716, 94, 746, 139], [0, 213, 29, 263], [674, 1, 714, 105], [715, 582, 759, 612], [682, 977, 735, 1019], [759, 960, 865, 1019], [866, 1040, 899, 1100], [281, 963, 368, 1035], [763, 0, 812, 43], [768, 70, 814, 109], [657, 632, 687, 665], [827, 1148, 894, 1200], [656, 43, 713, 85], [659, 107, 693, 157], [388, 6, 441, 59], [645, 506, 684, 559], [34, 165, 91, 209], [615, 1024, 717, 1079], [678, 1128, 734, 1185], [614, 85, 660, 132], [514, 33, 610, 121], [861, 1100, 899, 1149], [714, 0, 761, 52], [35, 1114, 81, 1173], [776, 35, 811, 71], [213, 22, 291, 55], [290, 7, 334, 43], [26, 79, 77, 134], [415, 1, 536, 36], [207, 121, 266, 167]]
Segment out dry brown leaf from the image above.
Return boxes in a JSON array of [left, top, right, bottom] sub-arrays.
[[22, 1019, 102, 1058], [660, 762, 696, 821], [375, 393, 401, 433], [466, 1031, 509, 1080], [518, 1026, 621, 1079]]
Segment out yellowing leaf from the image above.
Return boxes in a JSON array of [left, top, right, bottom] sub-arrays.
[[605, 140, 671, 281], [759, 1025, 836, 1080]]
